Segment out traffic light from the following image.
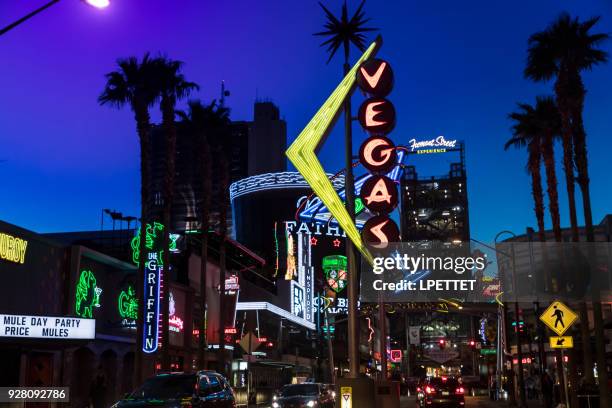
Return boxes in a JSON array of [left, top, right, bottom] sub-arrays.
[[438, 339, 446, 349], [469, 340, 476, 348]]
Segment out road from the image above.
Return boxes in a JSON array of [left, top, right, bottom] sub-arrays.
[[400, 395, 511, 408]]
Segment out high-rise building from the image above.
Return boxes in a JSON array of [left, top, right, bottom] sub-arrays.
[[399, 142, 469, 243], [247, 101, 287, 176], [147, 101, 287, 232]]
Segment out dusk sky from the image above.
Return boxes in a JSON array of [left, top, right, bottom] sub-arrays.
[[1, 0, 611, 242]]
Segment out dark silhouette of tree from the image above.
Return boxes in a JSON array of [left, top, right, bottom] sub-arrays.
[[99, 53, 161, 384], [525, 12, 609, 399]]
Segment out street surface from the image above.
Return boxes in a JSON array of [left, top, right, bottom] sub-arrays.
[[400, 395, 513, 408]]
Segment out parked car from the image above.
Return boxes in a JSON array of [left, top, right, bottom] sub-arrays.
[[111, 371, 236, 408], [417, 377, 465, 408], [272, 383, 334, 408]]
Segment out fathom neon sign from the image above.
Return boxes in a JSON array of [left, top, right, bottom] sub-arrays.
[[408, 136, 457, 153], [0, 232, 28, 264]]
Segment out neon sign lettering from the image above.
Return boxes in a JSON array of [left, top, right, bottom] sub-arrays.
[[0, 232, 28, 264], [360, 175, 398, 213], [358, 98, 396, 134], [359, 136, 396, 173], [142, 222, 164, 353], [75, 270, 102, 318], [360, 62, 387, 89], [357, 58, 394, 97], [118, 286, 138, 320], [408, 136, 457, 153], [168, 291, 184, 333]]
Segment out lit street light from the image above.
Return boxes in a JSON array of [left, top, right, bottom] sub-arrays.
[[0, 0, 109, 37]]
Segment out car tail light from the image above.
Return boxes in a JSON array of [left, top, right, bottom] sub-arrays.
[[455, 387, 465, 395], [416, 387, 421, 392], [425, 386, 435, 394]]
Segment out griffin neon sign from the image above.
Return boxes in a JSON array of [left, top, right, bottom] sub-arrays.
[[286, 37, 383, 264]]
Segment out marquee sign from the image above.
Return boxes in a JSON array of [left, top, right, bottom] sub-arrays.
[[0, 232, 28, 264], [1, 314, 95, 339]]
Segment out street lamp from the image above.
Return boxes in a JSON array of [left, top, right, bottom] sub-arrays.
[[0, 0, 109, 37], [494, 231, 528, 408]]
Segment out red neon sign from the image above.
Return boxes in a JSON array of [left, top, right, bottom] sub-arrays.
[[389, 349, 402, 363]]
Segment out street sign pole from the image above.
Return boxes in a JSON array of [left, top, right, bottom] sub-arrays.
[[561, 349, 570, 408]]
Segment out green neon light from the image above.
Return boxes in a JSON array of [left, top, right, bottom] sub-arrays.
[[354, 197, 365, 216], [323, 255, 348, 293], [118, 285, 138, 320], [286, 37, 381, 264], [75, 269, 102, 318], [131, 222, 165, 265]]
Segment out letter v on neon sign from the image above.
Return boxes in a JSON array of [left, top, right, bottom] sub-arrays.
[[360, 61, 387, 89], [286, 36, 383, 265]]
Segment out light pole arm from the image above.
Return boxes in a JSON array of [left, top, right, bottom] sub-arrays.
[[0, 0, 61, 37]]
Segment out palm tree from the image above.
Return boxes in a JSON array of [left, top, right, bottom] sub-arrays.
[[314, 0, 375, 379], [506, 103, 547, 245], [155, 56, 198, 371], [99, 53, 161, 384], [525, 13, 609, 397], [177, 100, 229, 369]]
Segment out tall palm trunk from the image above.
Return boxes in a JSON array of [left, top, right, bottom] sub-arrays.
[[217, 153, 229, 375], [570, 69, 608, 403], [161, 95, 177, 371], [527, 147, 546, 242], [555, 70, 580, 243], [198, 137, 212, 369], [134, 103, 152, 384], [541, 133, 562, 242]]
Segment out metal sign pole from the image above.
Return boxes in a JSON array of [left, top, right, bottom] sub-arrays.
[[562, 349, 570, 408]]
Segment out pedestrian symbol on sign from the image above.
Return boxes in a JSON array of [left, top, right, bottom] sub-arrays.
[[552, 305, 564, 329], [540, 300, 578, 336]]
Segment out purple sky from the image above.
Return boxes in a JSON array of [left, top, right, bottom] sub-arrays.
[[1, 0, 611, 241]]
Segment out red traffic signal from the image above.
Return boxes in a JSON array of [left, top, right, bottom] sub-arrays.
[[469, 340, 476, 348], [438, 339, 446, 349]]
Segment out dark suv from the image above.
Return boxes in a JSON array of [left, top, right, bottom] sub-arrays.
[[111, 371, 236, 408], [417, 377, 465, 408], [272, 383, 335, 408]]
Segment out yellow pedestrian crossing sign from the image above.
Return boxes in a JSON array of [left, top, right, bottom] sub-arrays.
[[550, 336, 574, 349], [540, 300, 578, 336]]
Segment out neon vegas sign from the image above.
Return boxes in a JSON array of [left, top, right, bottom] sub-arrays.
[[408, 136, 457, 153], [0, 232, 28, 264]]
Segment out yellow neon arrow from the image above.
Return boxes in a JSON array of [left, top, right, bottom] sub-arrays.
[[286, 37, 382, 264]]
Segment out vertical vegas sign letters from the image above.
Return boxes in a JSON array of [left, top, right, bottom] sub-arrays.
[[357, 58, 401, 248]]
